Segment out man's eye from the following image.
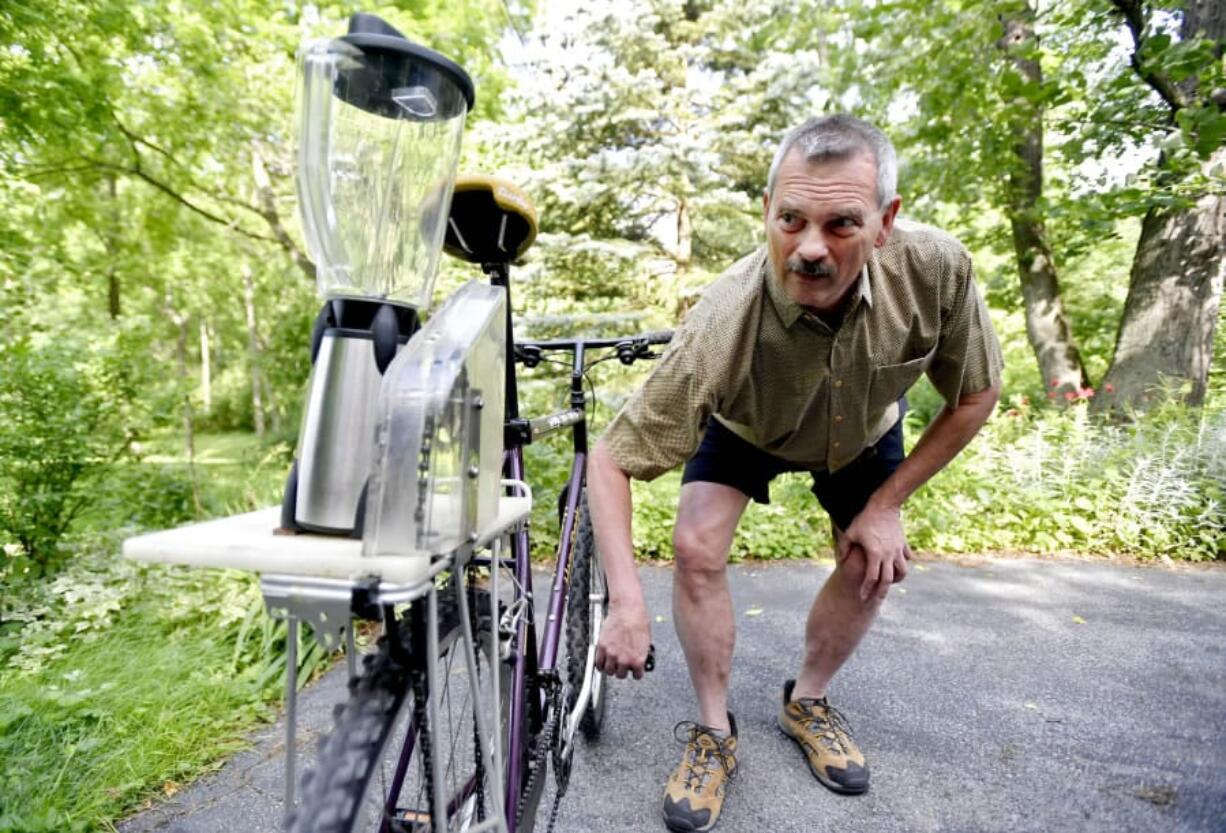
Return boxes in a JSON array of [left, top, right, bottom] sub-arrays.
[[779, 212, 802, 229], [832, 217, 860, 233]]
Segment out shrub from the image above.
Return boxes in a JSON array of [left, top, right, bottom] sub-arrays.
[[0, 335, 138, 576], [903, 398, 1225, 560]]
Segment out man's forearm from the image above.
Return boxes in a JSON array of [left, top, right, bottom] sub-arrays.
[[869, 386, 1000, 512], [587, 438, 646, 611]]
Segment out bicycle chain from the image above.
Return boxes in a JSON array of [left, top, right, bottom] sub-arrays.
[[544, 684, 577, 833], [515, 683, 563, 830], [411, 662, 435, 827]]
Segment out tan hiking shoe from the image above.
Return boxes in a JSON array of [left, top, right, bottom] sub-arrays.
[[661, 713, 739, 832], [778, 679, 869, 794]]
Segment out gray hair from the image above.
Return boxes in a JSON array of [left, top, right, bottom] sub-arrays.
[[765, 114, 898, 208]]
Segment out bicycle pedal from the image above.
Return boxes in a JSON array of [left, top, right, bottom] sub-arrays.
[[391, 809, 430, 832]]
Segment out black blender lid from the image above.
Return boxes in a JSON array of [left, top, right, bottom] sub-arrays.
[[335, 13, 475, 117]]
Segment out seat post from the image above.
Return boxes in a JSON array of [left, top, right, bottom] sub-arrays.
[[482, 261, 519, 422]]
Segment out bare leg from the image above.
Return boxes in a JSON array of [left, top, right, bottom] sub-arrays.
[[671, 481, 749, 733], [791, 529, 884, 700]]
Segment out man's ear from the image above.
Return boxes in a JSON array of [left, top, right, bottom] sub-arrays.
[[762, 188, 770, 222], [874, 196, 902, 247]]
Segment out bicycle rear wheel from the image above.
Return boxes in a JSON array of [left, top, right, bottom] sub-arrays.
[[564, 493, 609, 738], [287, 572, 508, 833]]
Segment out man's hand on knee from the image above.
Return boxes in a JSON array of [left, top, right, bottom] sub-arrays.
[[838, 504, 912, 602]]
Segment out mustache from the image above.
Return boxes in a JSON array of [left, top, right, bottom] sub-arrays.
[[785, 257, 836, 278]]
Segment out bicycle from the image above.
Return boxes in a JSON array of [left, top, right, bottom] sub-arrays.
[[286, 175, 671, 833], [127, 174, 670, 833]]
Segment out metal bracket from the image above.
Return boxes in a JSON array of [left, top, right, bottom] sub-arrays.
[[504, 418, 533, 448], [261, 579, 353, 653]]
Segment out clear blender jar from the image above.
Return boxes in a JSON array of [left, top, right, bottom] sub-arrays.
[[282, 13, 474, 535]]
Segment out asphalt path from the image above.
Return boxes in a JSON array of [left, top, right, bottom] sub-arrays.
[[121, 557, 1226, 833]]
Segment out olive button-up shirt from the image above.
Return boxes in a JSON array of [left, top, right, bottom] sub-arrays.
[[602, 220, 1004, 479]]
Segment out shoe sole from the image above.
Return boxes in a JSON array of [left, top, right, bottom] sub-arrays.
[[662, 816, 717, 833], [777, 716, 870, 795], [662, 804, 719, 833]]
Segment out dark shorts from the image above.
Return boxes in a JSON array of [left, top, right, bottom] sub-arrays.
[[681, 403, 907, 532]]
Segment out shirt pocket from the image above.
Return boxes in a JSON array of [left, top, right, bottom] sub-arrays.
[[867, 349, 935, 415]]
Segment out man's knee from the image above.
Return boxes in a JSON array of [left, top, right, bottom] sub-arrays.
[[673, 521, 729, 575], [835, 544, 868, 589]]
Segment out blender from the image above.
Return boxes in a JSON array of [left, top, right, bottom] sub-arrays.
[[281, 13, 475, 536]]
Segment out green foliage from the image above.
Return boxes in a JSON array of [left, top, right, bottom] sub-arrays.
[[0, 0, 515, 458], [0, 560, 320, 833], [0, 334, 139, 575], [0, 430, 329, 832], [906, 399, 1225, 559]]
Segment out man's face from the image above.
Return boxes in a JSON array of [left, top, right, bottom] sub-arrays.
[[763, 149, 901, 314]]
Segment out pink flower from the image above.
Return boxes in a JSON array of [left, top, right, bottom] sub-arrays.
[[1079, 387, 1095, 399], [1047, 391, 1057, 399], [1105, 383, 1114, 393], [1064, 391, 1076, 401], [1050, 378, 1059, 387]]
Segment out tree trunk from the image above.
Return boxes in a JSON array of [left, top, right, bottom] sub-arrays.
[[252, 146, 316, 283], [1095, 148, 1226, 411], [999, 10, 1088, 396], [105, 175, 121, 319], [1095, 0, 1225, 413], [673, 194, 697, 317], [107, 272, 121, 320], [167, 296, 203, 515], [242, 266, 267, 436], [199, 319, 212, 414]]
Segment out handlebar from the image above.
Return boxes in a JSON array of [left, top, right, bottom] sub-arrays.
[[514, 330, 674, 369]]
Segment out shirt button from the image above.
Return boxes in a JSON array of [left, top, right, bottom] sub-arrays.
[[834, 415, 844, 423], [833, 441, 841, 449], [833, 379, 844, 388]]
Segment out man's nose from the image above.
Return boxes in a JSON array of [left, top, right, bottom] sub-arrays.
[[795, 228, 829, 262]]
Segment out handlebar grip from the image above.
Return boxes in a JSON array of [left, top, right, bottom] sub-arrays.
[[643, 330, 674, 346]]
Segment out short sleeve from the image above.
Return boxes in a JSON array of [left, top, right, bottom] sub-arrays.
[[926, 252, 1004, 405], [600, 324, 720, 481]]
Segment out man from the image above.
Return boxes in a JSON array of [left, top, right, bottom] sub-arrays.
[[587, 114, 1003, 832]]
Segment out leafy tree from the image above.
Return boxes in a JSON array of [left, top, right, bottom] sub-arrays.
[[836, 0, 1100, 396], [0, 0, 514, 438], [0, 0, 517, 568], [1094, 0, 1225, 412]]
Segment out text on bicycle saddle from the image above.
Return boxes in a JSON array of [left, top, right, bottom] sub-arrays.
[[444, 174, 539, 264]]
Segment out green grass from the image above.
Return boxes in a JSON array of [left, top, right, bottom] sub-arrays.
[[0, 432, 323, 833], [0, 594, 278, 833]]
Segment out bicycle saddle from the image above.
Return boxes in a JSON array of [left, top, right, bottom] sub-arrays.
[[444, 174, 538, 264]]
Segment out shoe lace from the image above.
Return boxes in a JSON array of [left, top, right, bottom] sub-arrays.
[[798, 700, 856, 754], [672, 721, 737, 790]]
